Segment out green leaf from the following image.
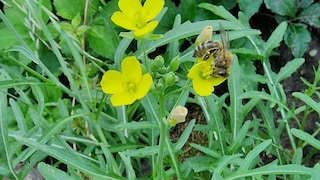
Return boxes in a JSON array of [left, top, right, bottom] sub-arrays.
[[292, 92, 320, 115], [229, 163, 313, 179], [292, 148, 303, 165], [232, 48, 264, 60], [238, 0, 263, 18], [15, 136, 115, 179], [116, 121, 158, 130], [264, 0, 296, 17], [275, 58, 305, 84], [238, 139, 272, 171], [38, 162, 80, 180], [87, 25, 116, 59], [291, 128, 320, 149], [177, 0, 196, 22], [228, 55, 244, 137], [228, 120, 252, 153], [284, 24, 311, 57], [298, 3, 320, 28], [213, 154, 243, 178], [9, 99, 28, 134], [299, 0, 314, 9], [71, 13, 81, 28], [121, 146, 159, 157], [264, 21, 287, 57], [53, 0, 98, 20], [189, 143, 221, 158], [174, 119, 195, 151], [198, 3, 238, 23]]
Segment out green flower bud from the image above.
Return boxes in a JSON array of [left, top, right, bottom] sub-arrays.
[[169, 56, 180, 72], [151, 55, 164, 71], [165, 71, 176, 87]]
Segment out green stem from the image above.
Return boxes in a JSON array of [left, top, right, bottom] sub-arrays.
[[120, 105, 133, 179], [94, 94, 109, 145], [164, 127, 182, 179], [141, 39, 150, 71]]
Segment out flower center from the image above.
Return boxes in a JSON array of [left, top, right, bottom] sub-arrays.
[[134, 10, 147, 28], [125, 81, 137, 93], [200, 66, 213, 80]]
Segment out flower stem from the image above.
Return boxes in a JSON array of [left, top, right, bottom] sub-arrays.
[[155, 92, 182, 179], [141, 39, 150, 71], [120, 105, 133, 179]]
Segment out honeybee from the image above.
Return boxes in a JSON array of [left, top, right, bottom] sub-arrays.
[[193, 40, 221, 61], [211, 23, 232, 78]]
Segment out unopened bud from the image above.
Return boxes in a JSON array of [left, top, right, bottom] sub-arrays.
[[168, 106, 188, 126], [165, 72, 176, 87], [151, 55, 164, 71], [169, 56, 180, 72], [195, 26, 213, 45]]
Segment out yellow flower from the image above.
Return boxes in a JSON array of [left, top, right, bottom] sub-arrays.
[[100, 56, 153, 106], [187, 58, 226, 96], [111, 0, 164, 37]]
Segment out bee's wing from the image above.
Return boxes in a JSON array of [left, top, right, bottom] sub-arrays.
[[219, 23, 230, 52]]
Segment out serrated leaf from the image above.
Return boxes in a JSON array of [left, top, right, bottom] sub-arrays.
[[264, 0, 296, 17], [238, 0, 263, 18], [284, 24, 311, 57], [275, 58, 305, 84], [298, 3, 320, 28]]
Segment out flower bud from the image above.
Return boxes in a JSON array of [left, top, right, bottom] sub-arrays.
[[151, 55, 164, 71], [168, 105, 188, 126], [196, 26, 213, 45], [169, 56, 180, 72], [165, 72, 176, 87]]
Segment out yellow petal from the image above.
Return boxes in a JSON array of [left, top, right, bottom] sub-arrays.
[[142, 0, 164, 21], [118, 0, 142, 19], [193, 76, 214, 96], [187, 64, 199, 79], [110, 91, 136, 106], [135, 73, 153, 99], [211, 76, 227, 86], [100, 70, 124, 94], [134, 21, 158, 37], [121, 56, 142, 84], [111, 11, 137, 30]]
